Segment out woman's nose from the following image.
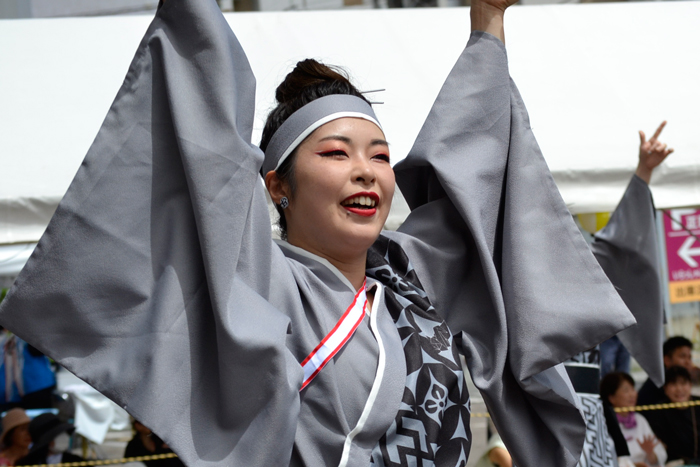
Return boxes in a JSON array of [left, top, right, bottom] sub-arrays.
[[353, 156, 376, 184]]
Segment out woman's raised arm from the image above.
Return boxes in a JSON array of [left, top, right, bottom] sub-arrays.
[[592, 122, 675, 389], [0, 2, 301, 466], [387, 1, 635, 465]]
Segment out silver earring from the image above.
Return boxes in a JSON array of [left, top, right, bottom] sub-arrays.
[[280, 197, 289, 209]]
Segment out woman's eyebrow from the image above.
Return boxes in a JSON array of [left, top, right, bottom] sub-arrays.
[[318, 135, 351, 144], [317, 135, 389, 147]]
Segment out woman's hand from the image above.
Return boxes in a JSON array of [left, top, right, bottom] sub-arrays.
[[474, 0, 518, 12], [636, 435, 660, 464], [470, 0, 518, 43], [636, 121, 674, 184]]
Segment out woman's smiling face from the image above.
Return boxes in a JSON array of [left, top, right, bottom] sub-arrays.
[[276, 117, 395, 260], [608, 380, 637, 409], [665, 378, 692, 403]]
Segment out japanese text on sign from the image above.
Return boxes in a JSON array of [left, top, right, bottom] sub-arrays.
[[664, 208, 700, 304]]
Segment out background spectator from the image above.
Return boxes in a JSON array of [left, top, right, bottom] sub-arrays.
[[637, 336, 696, 406], [600, 336, 631, 378], [645, 366, 700, 464], [125, 420, 183, 467], [601, 372, 666, 467], [0, 330, 56, 412], [0, 409, 31, 466], [15, 413, 83, 466], [474, 420, 512, 467]]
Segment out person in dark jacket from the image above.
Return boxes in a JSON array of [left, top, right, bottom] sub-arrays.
[[15, 413, 83, 466], [125, 420, 184, 467], [645, 366, 700, 464], [638, 336, 696, 406]]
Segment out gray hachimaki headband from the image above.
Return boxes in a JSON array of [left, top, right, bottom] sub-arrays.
[[261, 94, 382, 176]]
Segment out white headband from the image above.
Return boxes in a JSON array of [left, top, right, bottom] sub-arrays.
[[262, 94, 381, 176]]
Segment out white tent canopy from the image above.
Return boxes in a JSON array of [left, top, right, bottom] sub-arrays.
[[1, 2, 699, 246]]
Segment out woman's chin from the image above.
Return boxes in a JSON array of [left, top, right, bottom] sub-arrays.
[[287, 211, 388, 259], [287, 225, 382, 258], [335, 227, 383, 252]]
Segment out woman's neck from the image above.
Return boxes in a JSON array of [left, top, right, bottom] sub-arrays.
[[285, 238, 367, 290], [325, 254, 366, 291]]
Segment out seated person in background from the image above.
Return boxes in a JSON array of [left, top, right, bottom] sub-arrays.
[[0, 409, 31, 466], [125, 420, 184, 467], [600, 372, 667, 467], [646, 366, 700, 464], [15, 413, 83, 466], [638, 336, 695, 406]]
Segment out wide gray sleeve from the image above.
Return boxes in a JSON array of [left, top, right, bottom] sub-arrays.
[[390, 31, 635, 467], [592, 175, 664, 386], [0, 2, 302, 466]]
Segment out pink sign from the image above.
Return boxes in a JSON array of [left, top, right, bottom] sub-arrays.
[[664, 208, 700, 303]]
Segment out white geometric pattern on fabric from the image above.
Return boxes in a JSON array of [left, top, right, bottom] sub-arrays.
[[367, 237, 470, 467], [577, 394, 617, 467]]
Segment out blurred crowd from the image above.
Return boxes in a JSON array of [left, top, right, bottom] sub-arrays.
[[477, 336, 700, 467], [604, 336, 700, 467], [0, 329, 183, 467]]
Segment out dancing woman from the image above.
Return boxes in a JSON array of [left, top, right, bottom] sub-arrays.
[[0, 0, 638, 465]]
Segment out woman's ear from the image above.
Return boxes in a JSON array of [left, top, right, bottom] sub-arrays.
[[265, 170, 288, 205]]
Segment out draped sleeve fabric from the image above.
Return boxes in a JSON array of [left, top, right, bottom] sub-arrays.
[[591, 175, 664, 387], [388, 31, 636, 467], [0, 1, 303, 466]]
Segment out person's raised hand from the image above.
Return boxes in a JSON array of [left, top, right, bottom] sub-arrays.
[[636, 121, 674, 184], [636, 434, 660, 465], [473, 0, 518, 13]]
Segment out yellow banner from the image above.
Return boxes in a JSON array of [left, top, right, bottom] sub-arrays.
[[669, 279, 700, 304]]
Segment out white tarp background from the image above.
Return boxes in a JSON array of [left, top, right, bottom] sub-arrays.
[[1, 2, 699, 248], [0, 243, 36, 276]]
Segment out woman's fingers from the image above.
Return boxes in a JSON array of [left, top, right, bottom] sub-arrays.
[[639, 130, 647, 146], [639, 122, 673, 171], [473, 0, 517, 11], [649, 120, 667, 143]]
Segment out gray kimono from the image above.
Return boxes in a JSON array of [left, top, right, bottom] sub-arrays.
[[0, 1, 636, 466], [567, 174, 665, 467], [591, 175, 664, 387]]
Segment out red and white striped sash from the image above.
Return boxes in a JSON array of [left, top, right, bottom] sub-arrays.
[[300, 282, 368, 391]]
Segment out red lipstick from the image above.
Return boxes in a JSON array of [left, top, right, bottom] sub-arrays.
[[341, 192, 379, 217]]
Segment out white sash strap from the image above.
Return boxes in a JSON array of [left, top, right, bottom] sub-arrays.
[[300, 282, 368, 391]]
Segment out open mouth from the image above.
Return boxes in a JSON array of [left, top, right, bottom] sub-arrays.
[[341, 193, 378, 217]]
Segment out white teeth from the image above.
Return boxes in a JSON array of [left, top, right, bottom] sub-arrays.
[[342, 196, 377, 207]]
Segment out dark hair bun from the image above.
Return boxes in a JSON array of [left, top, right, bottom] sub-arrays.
[[275, 59, 363, 106], [260, 59, 369, 152]]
